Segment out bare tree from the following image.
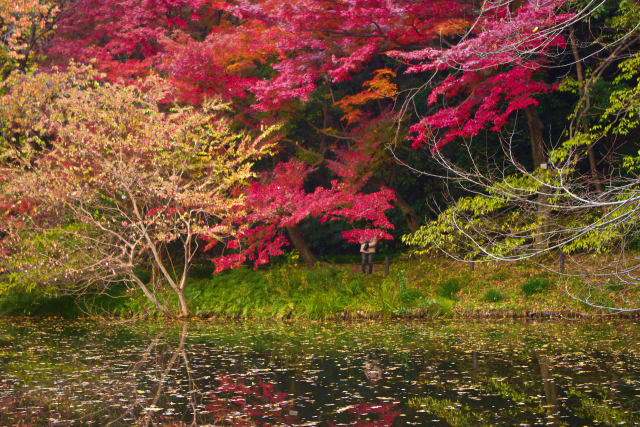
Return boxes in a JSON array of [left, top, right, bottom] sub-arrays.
[[392, 0, 640, 311]]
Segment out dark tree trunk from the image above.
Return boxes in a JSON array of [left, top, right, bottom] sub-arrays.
[[524, 105, 546, 168], [524, 105, 550, 249], [370, 176, 420, 232], [286, 225, 316, 266], [394, 192, 420, 232], [569, 29, 603, 193]]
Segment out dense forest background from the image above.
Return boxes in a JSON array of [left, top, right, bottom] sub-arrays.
[[1, 0, 639, 317]]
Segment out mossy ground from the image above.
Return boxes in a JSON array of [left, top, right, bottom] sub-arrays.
[[1, 254, 639, 319]]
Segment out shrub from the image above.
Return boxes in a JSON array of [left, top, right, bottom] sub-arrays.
[[419, 297, 455, 317], [483, 289, 504, 302], [398, 284, 423, 305], [438, 278, 463, 299], [520, 277, 550, 296]]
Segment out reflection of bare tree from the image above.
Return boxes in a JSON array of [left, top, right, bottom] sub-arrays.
[[538, 353, 560, 426], [104, 322, 200, 426]]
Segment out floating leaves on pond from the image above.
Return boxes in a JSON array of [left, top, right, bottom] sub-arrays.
[[0, 319, 639, 425]]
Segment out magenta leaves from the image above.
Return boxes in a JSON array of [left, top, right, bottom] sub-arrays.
[[211, 159, 395, 273]]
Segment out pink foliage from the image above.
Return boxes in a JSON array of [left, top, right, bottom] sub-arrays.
[[43, 0, 207, 82], [206, 376, 297, 424], [211, 157, 395, 273], [329, 41, 378, 82], [325, 148, 372, 188], [342, 229, 394, 244], [390, 0, 571, 72], [410, 65, 555, 149], [389, 0, 572, 149], [227, 0, 473, 110], [326, 402, 400, 426]]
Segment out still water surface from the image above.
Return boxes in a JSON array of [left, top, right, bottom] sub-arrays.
[[0, 318, 639, 426]]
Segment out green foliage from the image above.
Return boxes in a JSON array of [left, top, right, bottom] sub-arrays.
[[402, 171, 555, 260], [520, 276, 550, 296], [398, 284, 423, 305], [438, 278, 463, 299], [0, 223, 96, 297], [601, 54, 640, 138], [418, 297, 455, 317], [483, 288, 504, 302], [608, 0, 640, 35]]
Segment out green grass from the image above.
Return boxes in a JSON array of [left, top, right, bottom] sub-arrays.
[[189, 264, 374, 319], [2, 255, 639, 319], [483, 289, 504, 302], [438, 278, 463, 299], [398, 284, 424, 305], [520, 276, 550, 296]]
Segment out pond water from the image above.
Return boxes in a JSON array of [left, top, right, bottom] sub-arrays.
[[0, 318, 639, 426]]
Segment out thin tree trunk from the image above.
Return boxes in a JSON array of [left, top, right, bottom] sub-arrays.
[[524, 105, 549, 249], [524, 105, 546, 168], [286, 225, 316, 266], [131, 274, 174, 318], [176, 233, 193, 318], [176, 290, 189, 318], [569, 28, 602, 193], [129, 192, 190, 316]]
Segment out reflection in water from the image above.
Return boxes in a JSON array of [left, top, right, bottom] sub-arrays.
[[206, 375, 299, 425], [364, 352, 383, 383], [538, 353, 560, 426], [0, 319, 639, 425], [106, 323, 200, 426]]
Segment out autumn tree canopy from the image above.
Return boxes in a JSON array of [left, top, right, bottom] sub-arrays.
[[1, 0, 638, 314], [0, 66, 277, 317]]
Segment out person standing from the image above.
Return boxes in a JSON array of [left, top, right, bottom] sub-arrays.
[[360, 237, 377, 274]]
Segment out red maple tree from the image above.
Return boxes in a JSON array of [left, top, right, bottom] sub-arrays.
[[209, 155, 395, 272]]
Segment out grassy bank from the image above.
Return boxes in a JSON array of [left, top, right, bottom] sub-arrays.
[[1, 255, 639, 319]]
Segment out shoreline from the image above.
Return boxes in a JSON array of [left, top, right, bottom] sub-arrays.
[[3, 309, 640, 323]]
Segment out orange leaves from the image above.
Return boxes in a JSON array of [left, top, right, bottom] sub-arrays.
[[0, 0, 58, 60], [334, 68, 398, 125], [432, 17, 471, 37], [216, 22, 281, 74]]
